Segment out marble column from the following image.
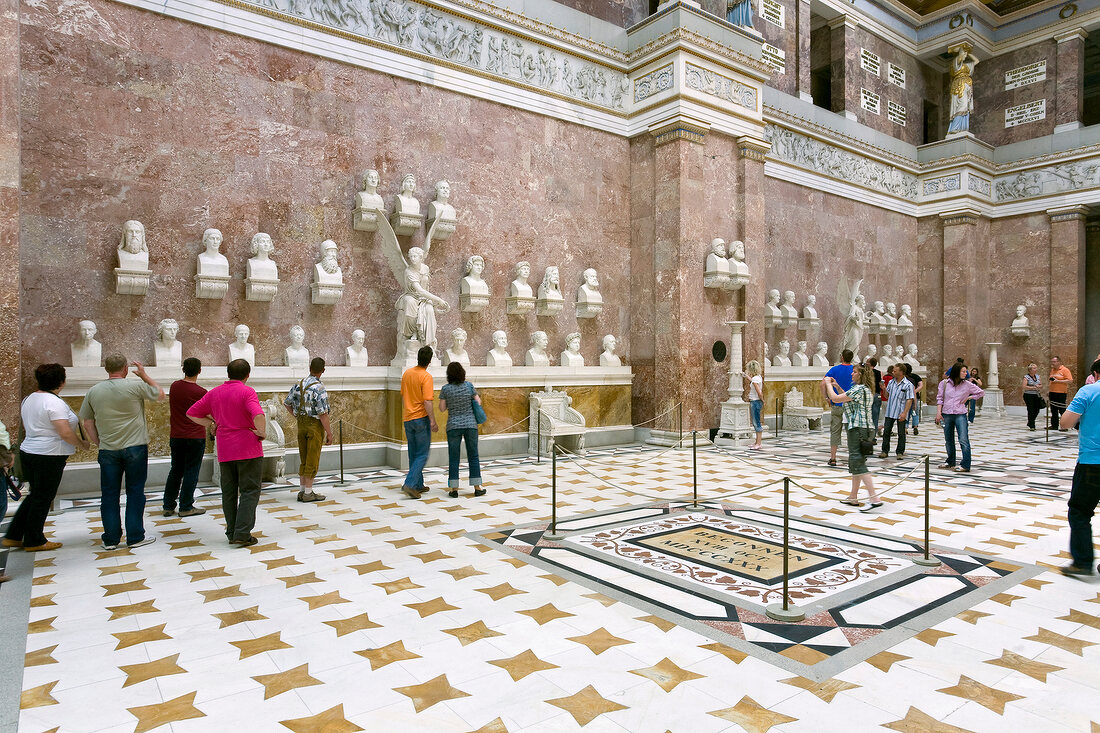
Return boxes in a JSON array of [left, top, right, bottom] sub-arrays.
[[939, 210, 989, 377], [1086, 220, 1100, 372], [716, 321, 753, 443], [643, 119, 712, 445], [828, 15, 858, 121], [1053, 30, 1087, 134], [795, 0, 813, 102], [0, 0, 19, 428], [984, 342, 1004, 416], [1048, 206, 1088, 379]]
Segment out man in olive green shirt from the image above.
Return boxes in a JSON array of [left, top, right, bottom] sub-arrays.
[[80, 354, 164, 550]]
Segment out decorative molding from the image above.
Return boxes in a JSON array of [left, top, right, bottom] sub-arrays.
[[968, 175, 991, 196], [627, 27, 773, 79], [923, 174, 960, 195], [940, 209, 982, 226], [634, 63, 675, 103], [684, 63, 758, 111], [737, 135, 770, 161], [763, 126, 919, 199], [1047, 205, 1090, 222], [995, 158, 1100, 201], [763, 104, 918, 170], [651, 120, 709, 145]]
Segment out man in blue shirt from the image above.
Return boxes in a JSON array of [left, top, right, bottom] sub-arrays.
[[821, 349, 854, 467], [1059, 358, 1100, 576]]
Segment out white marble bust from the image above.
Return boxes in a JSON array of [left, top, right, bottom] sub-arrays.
[[444, 328, 471, 367], [866, 343, 879, 365], [116, 220, 152, 295], [507, 261, 535, 315], [779, 291, 798, 323], [352, 169, 385, 232], [486, 330, 512, 368], [1011, 305, 1030, 337], [904, 344, 922, 368], [229, 324, 255, 366], [153, 318, 182, 368], [878, 344, 895, 369], [802, 294, 818, 320], [894, 345, 905, 362], [285, 326, 310, 369], [560, 332, 585, 367], [118, 219, 150, 271], [812, 341, 830, 367], [526, 330, 551, 367], [791, 340, 809, 367], [867, 300, 887, 333], [391, 174, 424, 235], [426, 180, 457, 240], [884, 302, 899, 332], [195, 228, 230, 301], [600, 334, 622, 367], [536, 267, 564, 317], [460, 255, 490, 313], [897, 303, 914, 333], [704, 238, 731, 289], [312, 239, 344, 305], [245, 232, 279, 301], [346, 329, 368, 367], [773, 339, 792, 367], [727, 240, 750, 289], [71, 319, 102, 367], [576, 268, 603, 318], [764, 289, 782, 327]]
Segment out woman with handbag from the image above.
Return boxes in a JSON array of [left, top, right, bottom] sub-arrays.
[[1022, 363, 1044, 431], [823, 363, 881, 511], [439, 361, 485, 499]]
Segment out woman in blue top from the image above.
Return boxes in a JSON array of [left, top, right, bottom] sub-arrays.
[[438, 361, 484, 498]]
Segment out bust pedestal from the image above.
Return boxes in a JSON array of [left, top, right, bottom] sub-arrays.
[[460, 279, 490, 313], [536, 294, 564, 318], [311, 277, 344, 305], [714, 321, 754, 445], [196, 273, 230, 299], [390, 210, 424, 236], [115, 267, 152, 296], [507, 295, 536, 315], [246, 277, 279, 302]]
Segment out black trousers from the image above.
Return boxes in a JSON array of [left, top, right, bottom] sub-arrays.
[[5, 452, 67, 546], [1023, 393, 1043, 429], [1050, 392, 1068, 430]]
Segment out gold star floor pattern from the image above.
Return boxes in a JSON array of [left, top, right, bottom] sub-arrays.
[[9, 416, 1100, 732]]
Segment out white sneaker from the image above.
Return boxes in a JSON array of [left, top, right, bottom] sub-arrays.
[[127, 537, 156, 549]]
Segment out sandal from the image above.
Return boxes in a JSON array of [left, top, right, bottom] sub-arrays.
[[860, 502, 884, 512], [448, 490, 459, 498], [840, 499, 862, 507], [827, 459, 838, 467]]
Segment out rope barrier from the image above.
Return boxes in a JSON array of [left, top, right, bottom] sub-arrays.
[[629, 401, 685, 429]]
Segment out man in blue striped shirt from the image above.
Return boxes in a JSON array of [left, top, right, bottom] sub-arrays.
[[879, 364, 914, 458]]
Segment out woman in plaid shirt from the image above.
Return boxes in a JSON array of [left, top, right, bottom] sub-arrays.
[[824, 363, 882, 511]]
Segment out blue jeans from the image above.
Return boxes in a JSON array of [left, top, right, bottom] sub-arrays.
[[1067, 463, 1100, 568], [403, 417, 431, 491], [447, 428, 482, 488], [164, 437, 205, 512], [941, 414, 971, 470], [967, 399, 976, 423], [98, 444, 149, 546], [750, 400, 763, 433], [910, 403, 921, 428], [872, 395, 882, 430]]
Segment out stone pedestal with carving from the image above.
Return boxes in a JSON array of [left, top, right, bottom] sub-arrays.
[[984, 342, 1005, 416], [245, 277, 279, 302], [506, 295, 535, 315], [715, 321, 754, 444], [311, 280, 344, 305], [115, 268, 152, 296], [195, 274, 229, 299]]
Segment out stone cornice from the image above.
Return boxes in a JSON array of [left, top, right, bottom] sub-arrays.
[[737, 135, 770, 161], [940, 208, 984, 226], [1047, 205, 1090, 222], [627, 27, 773, 79]]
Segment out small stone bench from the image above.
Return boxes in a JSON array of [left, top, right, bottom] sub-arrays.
[[783, 388, 824, 432]]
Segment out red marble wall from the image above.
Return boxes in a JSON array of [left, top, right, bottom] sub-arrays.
[[973, 41, 1057, 146], [553, 0, 651, 27], [17, 0, 631, 387], [0, 0, 18, 429]]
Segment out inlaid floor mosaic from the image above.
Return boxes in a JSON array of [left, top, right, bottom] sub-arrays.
[[475, 501, 1043, 681], [4, 415, 1100, 732]]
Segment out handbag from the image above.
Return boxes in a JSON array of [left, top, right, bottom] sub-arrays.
[[471, 385, 487, 425], [859, 436, 875, 456]]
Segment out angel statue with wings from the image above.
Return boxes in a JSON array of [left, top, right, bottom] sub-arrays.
[[376, 210, 451, 366], [837, 278, 865, 361]]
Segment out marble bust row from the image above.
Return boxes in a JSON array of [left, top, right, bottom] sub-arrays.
[[352, 171, 457, 239], [704, 238, 751, 291], [765, 338, 923, 370], [502, 263, 603, 319], [69, 320, 624, 371], [764, 290, 820, 331], [864, 301, 914, 336]]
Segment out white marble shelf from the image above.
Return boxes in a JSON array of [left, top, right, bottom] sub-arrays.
[[59, 365, 633, 397], [764, 365, 928, 381]]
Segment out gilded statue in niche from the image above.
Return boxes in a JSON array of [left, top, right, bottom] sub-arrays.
[[946, 43, 979, 136]]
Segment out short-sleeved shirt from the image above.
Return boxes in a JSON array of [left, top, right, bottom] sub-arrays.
[[169, 380, 208, 439], [401, 367, 434, 422], [21, 392, 79, 456], [1050, 366, 1073, 394], [440, 381, 478, 431], [1068, 384, 1100, 464], [884, 378, 915, 420], [843, 384, 873, 428], [749, 375, 764, 402], [825, 364, 853, 404], [186, 380, 265, 462], [284, 376, 330, 418], [79, 378, 161, 451]]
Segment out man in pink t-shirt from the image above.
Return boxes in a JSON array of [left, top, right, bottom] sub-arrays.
[[187, 359, 266, 547]]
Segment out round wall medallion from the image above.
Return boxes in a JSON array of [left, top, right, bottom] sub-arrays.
[[1059, 3, 1077, 18], [712, 341, 727, 362]]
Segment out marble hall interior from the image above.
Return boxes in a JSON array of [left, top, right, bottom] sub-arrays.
[[2, 0, 1100, 729]]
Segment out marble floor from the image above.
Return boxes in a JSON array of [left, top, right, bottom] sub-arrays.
[[4, 415, 1100, 732]]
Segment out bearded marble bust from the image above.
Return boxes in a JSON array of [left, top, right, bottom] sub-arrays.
[[311, 240, 344, 305], [118, 220, 150, 270]]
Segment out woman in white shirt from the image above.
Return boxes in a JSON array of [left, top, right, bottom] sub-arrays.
[[2, 364, 88, 552], [742, 360, 764, 450]]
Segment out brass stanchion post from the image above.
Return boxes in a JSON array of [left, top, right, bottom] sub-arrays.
[[545, 439, 564, 541], [334, 419, 349, 487], [537, 411, 542, 464], [692, 430, 698, 508], [913, 454, 940, 567], [774, 398, 779, 439], [766, 476, 805, 622]]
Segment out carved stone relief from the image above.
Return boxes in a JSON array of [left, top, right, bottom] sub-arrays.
[[684, 63, 757, 111]]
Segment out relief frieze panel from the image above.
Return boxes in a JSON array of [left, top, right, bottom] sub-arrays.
[[684, 63, 758, 111], [244, 0, 630, 110], [994, 158, 1100, 201], [634, 63, 675, 103]]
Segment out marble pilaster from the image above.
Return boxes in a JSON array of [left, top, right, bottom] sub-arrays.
[[828, 16, 858, 121], [0, 0, 18, 426], [795, 0, 813, 102], [738, 135, 768, 394], [1048, 206, 1088, 378], [1053, 30, 1086, 132], [939, 209, 988, 377], [1087, 221, 1100, 374]]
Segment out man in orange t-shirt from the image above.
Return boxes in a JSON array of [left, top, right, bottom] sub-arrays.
[[400, 346, 438, 499], [1050, 356, 1074, 431]]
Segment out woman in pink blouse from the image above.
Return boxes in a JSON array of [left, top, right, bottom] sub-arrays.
[[935, 363, 985, 472]]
